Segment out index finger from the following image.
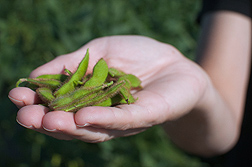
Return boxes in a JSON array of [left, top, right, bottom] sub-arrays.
[[29, 53, 82, 78], [29, 40, 109, 78]]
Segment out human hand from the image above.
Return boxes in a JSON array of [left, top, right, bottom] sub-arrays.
[[9, 35, 207, 142]]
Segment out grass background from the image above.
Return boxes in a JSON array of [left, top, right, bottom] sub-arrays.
[[0, 0, 212, 166]]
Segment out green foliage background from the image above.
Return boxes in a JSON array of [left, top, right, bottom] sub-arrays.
[[0, 0, 210, 166]]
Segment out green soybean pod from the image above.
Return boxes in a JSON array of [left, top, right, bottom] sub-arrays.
[[117, 77, 136, 104], [81, 74, 92, 84], [59, 80, 126, 112], [119, 88, 136, 104], [123, 74, 142, 88], [85, 80, 126, 107], [64, 69, 73, 76], [95, 98, 112, 107], [111, 94, 124, 105], [36, 87, 55, 103], [54, 49, 89, 97], [36, 74, 69, 82], [16, 78, 62, 89], [108, 68, 126, 77], [108, 74, 141, 105], [121, 74, 142, 88], [84, 58, 108, 87], [50, 81, 113, 110]]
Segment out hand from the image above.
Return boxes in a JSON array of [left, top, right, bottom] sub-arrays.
[[9, 35, 207, 142]]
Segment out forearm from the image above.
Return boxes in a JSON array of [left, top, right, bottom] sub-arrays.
[[163, 11, 251, 157], [163, 79, 239, 157], [196, 11, 251, 121]]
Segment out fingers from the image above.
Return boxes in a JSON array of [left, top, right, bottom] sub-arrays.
[[41, 111, 113, 143], [16, 105, 74, 140], [8, 87, 42, 107], [40, 109, 147, 142], [15, 105, 118, 142]]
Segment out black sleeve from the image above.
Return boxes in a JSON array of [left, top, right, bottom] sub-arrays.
[[198, 0, 251, 22]]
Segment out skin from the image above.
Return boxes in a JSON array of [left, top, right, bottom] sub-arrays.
[[8, 11, 251, 157]]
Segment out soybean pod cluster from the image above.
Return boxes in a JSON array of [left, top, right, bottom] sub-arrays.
[[16, 49, 142, 112]]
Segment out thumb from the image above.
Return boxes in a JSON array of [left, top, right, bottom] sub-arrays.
[[74, 90, 169, 130]]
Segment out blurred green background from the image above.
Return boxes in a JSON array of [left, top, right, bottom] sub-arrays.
[[0, 0, 212, 166]]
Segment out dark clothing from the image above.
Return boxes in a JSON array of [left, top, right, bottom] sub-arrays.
[[198, 0, 252, 166], [198, 0, 251, 20]]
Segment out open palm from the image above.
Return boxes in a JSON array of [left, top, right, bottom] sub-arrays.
[[9, 35, 207, 142]]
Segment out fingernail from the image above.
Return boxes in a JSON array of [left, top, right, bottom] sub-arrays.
[[8, 95, 25, 108], [76, 123, 90, 128], [42, 125, 57, 132], [16, 118, 34, 129]]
